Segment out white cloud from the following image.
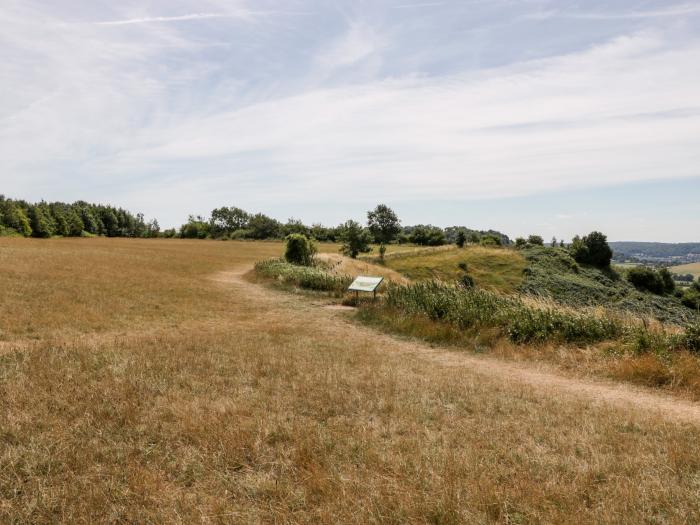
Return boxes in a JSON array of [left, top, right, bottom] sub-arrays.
[[96, 13, 243, 26], [315, 22, 385, 70], [1, 1, 699, 234]]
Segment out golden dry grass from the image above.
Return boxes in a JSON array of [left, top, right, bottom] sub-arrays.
[[316, 252, 410, 285], [3, 238, 700, 523], [381, 245, 526, 293], [671, 262, 700, 279]]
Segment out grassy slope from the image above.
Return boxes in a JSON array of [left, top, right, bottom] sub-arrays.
[[671, 262, 700, 279], [381, 245, 526, 293], [3, 239, 700, 522], [520, 247, 697, 325]]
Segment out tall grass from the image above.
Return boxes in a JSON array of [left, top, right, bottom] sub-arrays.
[[383, 280, 623, 345], [375, 280, 700, 353], [254, 258, 351, 293]]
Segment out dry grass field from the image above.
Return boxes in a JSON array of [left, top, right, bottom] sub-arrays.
[[3, 238, 700, 523], [672, 262, 700, 279]]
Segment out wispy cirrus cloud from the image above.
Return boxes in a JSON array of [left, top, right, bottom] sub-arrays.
[[96, 12, 242, 26], [1, 0, 699, 239]]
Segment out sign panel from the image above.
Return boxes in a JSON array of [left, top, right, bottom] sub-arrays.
[[348, 276, 384, 293]]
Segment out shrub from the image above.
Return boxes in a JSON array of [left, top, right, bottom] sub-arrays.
[[514, 237, 527, 249], [527, 235, 544, 246], [570, 231, 612, 268], [480, 234, 501, 247], [458, 274, 475, 289], [627, 267, 665, 295], [682, 287, 700, 310], [658, 268, 675, 294], [686, 324, 700, 352], [456, 231, 466, 248], [409, 225, 446, 246], [284, 234, 317, 266], [180, 215, 210, 239]]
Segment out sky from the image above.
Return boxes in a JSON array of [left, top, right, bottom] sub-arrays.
[[1, 0, 699, 241]]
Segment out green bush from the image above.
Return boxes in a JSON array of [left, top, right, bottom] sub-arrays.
[[686, 324, 700, 352], [570, 231, 612, 268], [284, 234, 317, 266], [480, 234, 501, 247], [627, 267, 665, 294]]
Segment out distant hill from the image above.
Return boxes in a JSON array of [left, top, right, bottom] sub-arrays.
[[609, 242, 700, 265]]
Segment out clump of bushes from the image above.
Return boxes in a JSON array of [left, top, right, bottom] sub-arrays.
[[681, 280, 700, 310], [626, 266, 675, 295], [569, 231, 612, 268], [254, 259, 351, 293], [284, 233, 317, 266]]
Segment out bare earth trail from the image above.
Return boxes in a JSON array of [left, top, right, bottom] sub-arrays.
[[212, 265, 700, 426]]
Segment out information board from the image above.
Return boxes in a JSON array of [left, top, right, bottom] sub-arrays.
[[348, 276, 384, 293]]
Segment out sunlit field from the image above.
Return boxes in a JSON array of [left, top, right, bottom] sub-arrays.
[[672, 262, 700, 279], [3, 238, 700, 523]]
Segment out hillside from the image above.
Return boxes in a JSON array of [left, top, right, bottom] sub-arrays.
[[520, 247, 697, 325], [377, 245, 526, 293], [372, 244, 697, 325]]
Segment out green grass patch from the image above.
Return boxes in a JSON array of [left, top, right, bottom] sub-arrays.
[[381, 245, 526, 293]]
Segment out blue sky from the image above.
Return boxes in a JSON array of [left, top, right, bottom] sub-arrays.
[[1, 0, 699, 241]]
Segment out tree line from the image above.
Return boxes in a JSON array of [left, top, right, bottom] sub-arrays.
[[179, 204, 510, 246], [0, 196, 161, 238]]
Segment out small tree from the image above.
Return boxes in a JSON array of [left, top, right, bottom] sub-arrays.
[[248, 213, 281, 239], [551, 236, 557, 247], [285, 234, 317, 266], [570, 231, 612, 268], [379, 244, 387, 262], [367, 204, 401, 244], [514, 237, 527, 249], [658, 268, 675, 294], [339, 220, 372, 258], [456, 230, 466, 248], [527, 235, 544, 246]]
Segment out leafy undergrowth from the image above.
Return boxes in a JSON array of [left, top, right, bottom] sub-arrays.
[[379, 245, 526, 293], [254, 258, 352, 294], [520, 247, 697, 325]]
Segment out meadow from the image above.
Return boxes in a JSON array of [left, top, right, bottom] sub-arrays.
[[672, 262, 700, 279], [3, 238, 700, 523]]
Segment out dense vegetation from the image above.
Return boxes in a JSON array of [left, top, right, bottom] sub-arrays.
[[0, 195, 160, 238], [180, 203, 510, 247], [254, 259, 351, 294], [520, 247, 697, 325]]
